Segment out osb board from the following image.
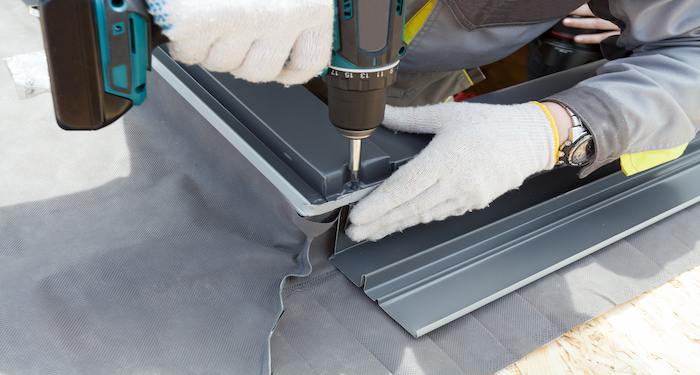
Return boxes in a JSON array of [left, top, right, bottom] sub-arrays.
[[496, 265, 700, 375]]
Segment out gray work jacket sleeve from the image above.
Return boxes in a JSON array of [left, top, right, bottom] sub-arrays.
[[545, 0, 700, 177]]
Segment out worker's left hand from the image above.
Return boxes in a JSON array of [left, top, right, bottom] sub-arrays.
[[146, 0, 334, 85], [346, 102, 558, 242]]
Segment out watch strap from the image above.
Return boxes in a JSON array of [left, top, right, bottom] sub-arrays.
[[557, 106, 591, 166], [565, 107, 583, 127]]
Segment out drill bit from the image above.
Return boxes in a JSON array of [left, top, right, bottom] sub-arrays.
[[349, 139, 362, 188]]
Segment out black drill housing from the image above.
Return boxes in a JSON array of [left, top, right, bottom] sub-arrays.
[[39, 0, 166, 130]]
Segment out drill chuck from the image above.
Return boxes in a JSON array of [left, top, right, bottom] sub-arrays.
[[325, 62, 399, 138]]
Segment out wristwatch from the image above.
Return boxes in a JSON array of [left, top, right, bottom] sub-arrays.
[[557, 107, 595, 167]]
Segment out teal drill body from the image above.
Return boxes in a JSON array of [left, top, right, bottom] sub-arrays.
[[323, 0, 408, 185]]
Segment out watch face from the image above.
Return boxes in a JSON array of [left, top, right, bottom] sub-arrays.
[[569, 134, 594, 166]]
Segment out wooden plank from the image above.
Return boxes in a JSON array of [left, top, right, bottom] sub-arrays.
[[496, 264, 700, 375]]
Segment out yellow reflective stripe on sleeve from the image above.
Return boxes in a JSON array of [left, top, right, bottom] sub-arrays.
[[620, 143, 689, 176], [462, 69, 474, 86], [404, 0, 437, 45]]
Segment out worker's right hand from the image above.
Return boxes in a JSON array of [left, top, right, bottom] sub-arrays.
[[346, 102, 559, 242], [563, 4, 621, 44], [146, 0, 335, 85]]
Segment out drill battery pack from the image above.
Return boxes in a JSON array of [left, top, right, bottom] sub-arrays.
[[39, 0, 165, 130]]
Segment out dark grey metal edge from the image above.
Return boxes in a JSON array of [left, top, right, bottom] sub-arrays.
[[153, 49, 392, 217], [332, 136, 700, 337], [467, 60, 607, 105], [154, 48, 401, 199], [151, 48, 323, 209], [152, 48, 397, 216]]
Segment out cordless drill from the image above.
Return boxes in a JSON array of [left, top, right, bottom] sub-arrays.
[[39, 0, 407, 187], [323, 0, 407, 187]]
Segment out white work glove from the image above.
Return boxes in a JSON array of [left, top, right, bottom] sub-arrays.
[[146, 0, 334, 85], [346, 102, 559, 242]]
